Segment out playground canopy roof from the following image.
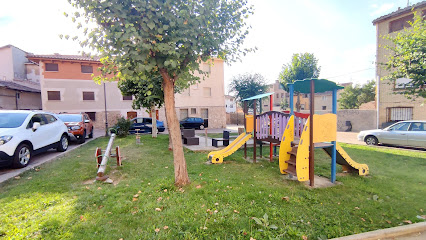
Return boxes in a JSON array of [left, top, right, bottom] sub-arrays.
[[242, 92, 274, 101], [291, 79, 344, 93]]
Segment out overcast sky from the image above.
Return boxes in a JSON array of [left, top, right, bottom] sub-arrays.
[[1, 0, 422, 93]]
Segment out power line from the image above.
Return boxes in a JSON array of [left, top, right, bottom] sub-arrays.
[[324, 67, 375, 79]]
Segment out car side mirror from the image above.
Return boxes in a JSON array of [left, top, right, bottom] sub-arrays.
[[32, 122, 41, 132], [84, 120, 90, 123]]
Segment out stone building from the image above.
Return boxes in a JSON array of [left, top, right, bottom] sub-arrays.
[[0, 45, 41, 110], [27, 54, 226, 129], [372, 1, 426, 127]]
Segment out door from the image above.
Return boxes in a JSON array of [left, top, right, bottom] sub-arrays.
[[127, 111, 137, 119], [407, 122, 426, 147], [380, 122, 410, 145], [27, 114, 50, 150]]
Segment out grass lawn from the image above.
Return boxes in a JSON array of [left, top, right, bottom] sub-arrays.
[[0, 135, 425, 239]]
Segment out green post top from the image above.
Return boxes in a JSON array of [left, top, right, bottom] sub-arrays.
[[292, 78, 344, 93]]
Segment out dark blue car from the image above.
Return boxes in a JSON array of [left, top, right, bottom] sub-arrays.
[[180, 117, 205, 129], [129, 117, 165, 134]]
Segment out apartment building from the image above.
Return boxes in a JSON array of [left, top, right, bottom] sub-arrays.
[[0, 45, 41, 110], [27, 54, 226, 129], [372, 1, 426, 127]]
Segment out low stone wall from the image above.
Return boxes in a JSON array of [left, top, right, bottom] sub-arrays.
[[93, 111, 121, 130], [337, 110, 376, 132]]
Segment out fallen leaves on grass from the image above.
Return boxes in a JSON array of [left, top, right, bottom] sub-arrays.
[[132, 198, 138, 202], [302, 236, 308, 240], [361, 218, 366, 222], [163, 226, 169, 230], [282, 196, 289, 201], [403, 220, 412, 224], [157, 197, 163, 202], [234, 210, 239, 213], [155, 208, 162, 212], [155, 228, 160, 233], [196, 185, 202, 189], [14, 176, 20, 180], [80, 215, 86, 221], [133, 194, 139, 198]]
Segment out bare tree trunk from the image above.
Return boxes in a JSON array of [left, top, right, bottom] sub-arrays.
[[160, 69, 190, 186], [151, 104, 157, 138]]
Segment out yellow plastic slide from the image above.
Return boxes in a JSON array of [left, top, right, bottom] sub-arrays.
[[323, 143, 369, 176], [208, 132, 252, 164]]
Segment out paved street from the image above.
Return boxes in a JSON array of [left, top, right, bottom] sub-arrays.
[[0, 129, 105, 184]]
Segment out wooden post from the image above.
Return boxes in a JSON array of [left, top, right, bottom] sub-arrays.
[[244, 101, 247, 159], [269, 95, 273, 162], [309, 79, 315, 187], [96, 147, 102, 168], [253, 100, 257, 163], [116, 146, 122, 166]]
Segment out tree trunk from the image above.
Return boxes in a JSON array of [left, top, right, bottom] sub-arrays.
[[296, 92, 301, 112], [160, 69, 190, 186], [164, 107, 173, 150], [151, 104, 157, 138]]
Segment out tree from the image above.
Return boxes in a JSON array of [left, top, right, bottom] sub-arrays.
[[278, 53, 320, 111], [338, 80, 375, 109], [383, 11, 426, 99], [118, 74, 164, 138], [229, 73, 268, 109], [68, 0, 253, 186]]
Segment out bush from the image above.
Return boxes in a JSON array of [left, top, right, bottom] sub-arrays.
[[111, 117, 132, 137]]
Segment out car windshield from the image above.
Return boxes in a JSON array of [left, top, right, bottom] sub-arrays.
[[0, 113, 29, 128], [58, 114, 83, 122]]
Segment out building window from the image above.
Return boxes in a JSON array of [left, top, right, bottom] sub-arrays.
[[180, 109, 189, 119], [281, 93, 284, 98], [47, 91, 60, 100], [301, 104, 305, 110], [81, 65, 93, 73], [387, 107, 413, 122], [83, 91, 95, 101], [389, 14, 413, 33], [322, 96, 327, 101], [45, 63, 58, 72], [193, 83, 199, 89], [322, 106, 326, 110], [123, 95, 132, 100], [202, 63, 211, 73], [201, 108, 209, 119], [86, 112, 96, 121], [203, 87, 211, 97], [230, 104, 233, 108], [191, 108, 197, 114], [276, 94, 279, 99], [394, 78, 412, 89]]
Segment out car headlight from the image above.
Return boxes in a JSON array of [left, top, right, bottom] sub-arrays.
[[69, 125, 81, 130], [0, 135, 13, 145]]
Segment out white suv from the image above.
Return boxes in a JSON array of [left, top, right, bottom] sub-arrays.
[[0, 110, 70, 168]]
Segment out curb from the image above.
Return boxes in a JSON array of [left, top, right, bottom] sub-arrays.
[[331, 222, 426, 240]]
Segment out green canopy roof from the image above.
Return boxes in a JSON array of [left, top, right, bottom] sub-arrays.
[[291, 79, 344, 93], [242, 92, 274, 101]]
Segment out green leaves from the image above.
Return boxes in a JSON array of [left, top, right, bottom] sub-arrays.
[[382, 11, 426, 99], [338, 80, 375, 109], [279, 53, 321, 92], [229, 73, 268, 109]]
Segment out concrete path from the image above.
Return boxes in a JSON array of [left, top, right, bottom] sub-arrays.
[[0, 129, 105, 184]]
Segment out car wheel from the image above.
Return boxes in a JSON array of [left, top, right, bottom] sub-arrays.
[[57, 134, 69, 152], [199, 124, 205, 130], [88, 127, 94, 138], [78, 131, 86, 144], [365, 136, 378, 145], [12, 144, 32, 168]]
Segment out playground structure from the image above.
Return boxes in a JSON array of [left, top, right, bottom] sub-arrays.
[[208, 78, 369, 186]]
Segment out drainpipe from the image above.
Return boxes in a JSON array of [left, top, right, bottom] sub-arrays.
[[104, 82, 109, 137], [376, 75, 380, 129], [15, 91, 19, 110]]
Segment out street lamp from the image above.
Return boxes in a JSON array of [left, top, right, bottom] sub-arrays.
[[103, 82, 109, 136]]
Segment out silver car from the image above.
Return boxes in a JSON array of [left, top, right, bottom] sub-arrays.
[[357, 121, 426, 148]]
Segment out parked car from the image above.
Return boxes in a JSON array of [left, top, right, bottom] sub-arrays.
[[58, 113, 94, 143], [129, 117, 166, 134], [180, 117, 205, 129], [0, 110, 69, 168], [357, 120, 426, 148]]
